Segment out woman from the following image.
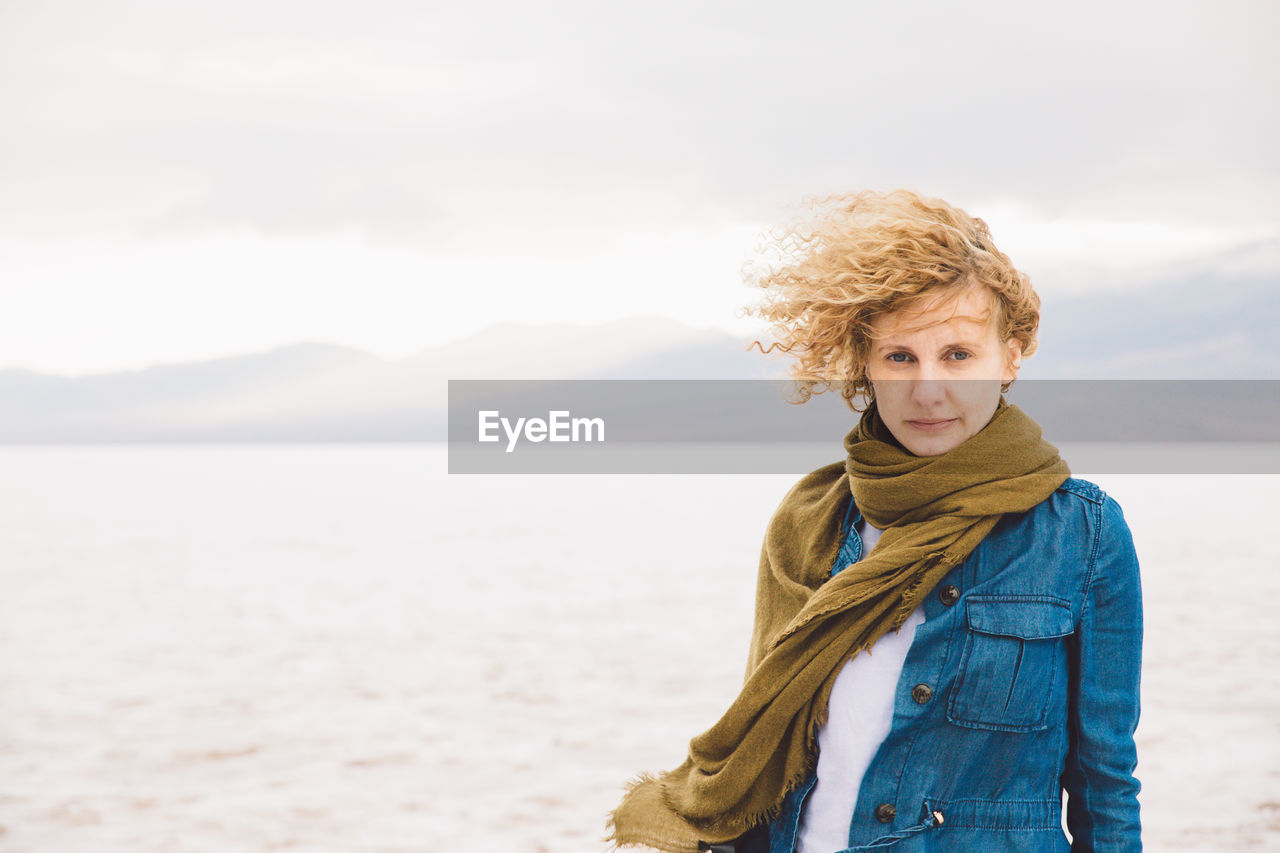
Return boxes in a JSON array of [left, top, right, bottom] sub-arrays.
[[605, 189, 1143, 853]]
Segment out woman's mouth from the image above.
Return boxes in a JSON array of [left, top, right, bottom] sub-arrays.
[[907, 418, 957, 432]]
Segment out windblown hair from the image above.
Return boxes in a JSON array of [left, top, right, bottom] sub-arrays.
[[741, 188, 1041, 411]]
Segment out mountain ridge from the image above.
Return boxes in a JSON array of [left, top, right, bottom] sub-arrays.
[[2, 263, 1276, 441]]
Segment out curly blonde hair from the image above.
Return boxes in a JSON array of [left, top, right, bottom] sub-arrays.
[[741, 188, 1042, 411]]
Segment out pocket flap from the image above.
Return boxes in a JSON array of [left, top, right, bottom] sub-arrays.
[[965, 597, 1074, 639]]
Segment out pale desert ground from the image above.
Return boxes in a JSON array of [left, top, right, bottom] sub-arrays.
[[0, 445, 1276, 851]]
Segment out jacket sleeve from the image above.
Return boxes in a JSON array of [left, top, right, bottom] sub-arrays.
[[1061, 494, 1144, 852]]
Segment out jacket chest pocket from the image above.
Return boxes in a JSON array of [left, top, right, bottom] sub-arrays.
[[945, 596, 1075, 733]]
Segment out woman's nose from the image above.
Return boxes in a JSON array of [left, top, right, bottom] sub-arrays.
[[910, 377, 949, 406]]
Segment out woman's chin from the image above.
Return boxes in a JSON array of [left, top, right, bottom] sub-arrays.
[[900, 434, 964, 457]]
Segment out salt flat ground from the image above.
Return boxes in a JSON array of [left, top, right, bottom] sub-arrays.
[[0, 446, 1275, 852]]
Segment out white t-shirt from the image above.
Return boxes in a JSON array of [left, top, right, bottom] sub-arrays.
[[796, 518, 928, 853]]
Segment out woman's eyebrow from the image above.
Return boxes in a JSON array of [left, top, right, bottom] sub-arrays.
[[875, 339, 986, 353]]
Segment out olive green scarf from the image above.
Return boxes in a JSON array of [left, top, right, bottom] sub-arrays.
[[605, 396, 1070, 852]]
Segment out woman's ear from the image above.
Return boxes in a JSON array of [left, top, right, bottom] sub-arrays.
[[1003, 335, 1024, 368], [1003, 338, 1022, 382]]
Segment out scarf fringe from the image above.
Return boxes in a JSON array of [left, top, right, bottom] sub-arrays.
[[603, 646, 868, 853], [602, 771, 663, 851], [892, 551, 951, 627]]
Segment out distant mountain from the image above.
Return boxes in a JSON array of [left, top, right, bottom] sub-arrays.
[[0, 342, 388, 441], [1027, 237, 1280, 379], [0, 318, 784, 442], [0, 250, 1275, 442], [418, 315, 777, 380]]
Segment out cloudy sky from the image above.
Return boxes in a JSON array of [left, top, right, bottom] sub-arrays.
[[1, 0, 1276, 375]]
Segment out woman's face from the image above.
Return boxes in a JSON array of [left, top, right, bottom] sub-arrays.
[[865, 284, 1022, 457]]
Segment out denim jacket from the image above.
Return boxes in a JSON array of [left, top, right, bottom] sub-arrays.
[[764, 476, 1143, 853]]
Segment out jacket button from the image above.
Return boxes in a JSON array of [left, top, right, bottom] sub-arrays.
[[912, 683, 933, 704], [874, 803, 896, 823], [938, 584, 960, 606]]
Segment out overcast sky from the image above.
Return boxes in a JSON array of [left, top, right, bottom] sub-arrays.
[[1, 0, 1276, 375]]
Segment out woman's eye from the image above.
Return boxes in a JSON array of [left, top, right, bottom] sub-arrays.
[[888, 353, 910, 363], [950, 351, 971, 361]]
